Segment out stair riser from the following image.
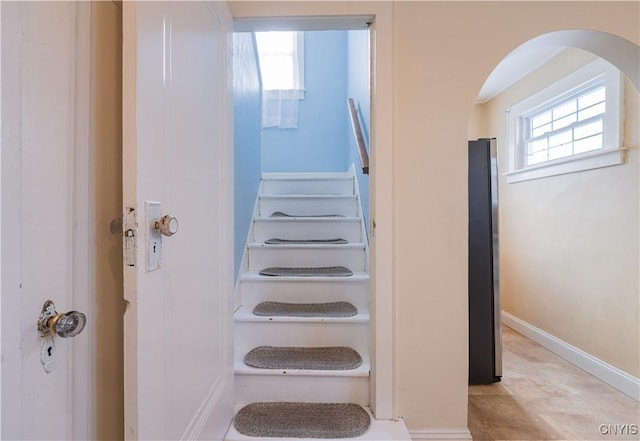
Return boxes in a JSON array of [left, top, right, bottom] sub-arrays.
[[235, 374, 370, 405], [259, 197, 358, 217], [235, 321, 369, 359], [247, 247, 366, 271], [239, 280, 369, 311], [253, 220, 362, 243], [262, 179, 354, 195]]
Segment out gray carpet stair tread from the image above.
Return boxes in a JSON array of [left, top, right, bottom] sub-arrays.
[[271, 211, 345, 218], [234, 402, 371, 439], [244, 346, 363, 370], [259, 266, 354, 277], [253, 301, 358, 318], [265, 238, 349, 244]]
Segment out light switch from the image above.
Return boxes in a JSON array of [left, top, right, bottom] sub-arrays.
[[146, 201, 163, 272]]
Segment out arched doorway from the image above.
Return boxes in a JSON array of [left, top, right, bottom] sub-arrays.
[[468, 29, 639, 439]]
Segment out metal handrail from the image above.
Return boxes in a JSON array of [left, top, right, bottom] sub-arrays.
[[348, 98, 369, 175]]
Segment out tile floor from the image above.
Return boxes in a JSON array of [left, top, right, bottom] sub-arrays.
[[468, 325, 639, 440]]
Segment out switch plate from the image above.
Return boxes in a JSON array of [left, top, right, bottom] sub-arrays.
[[146, 201, 162, 272]]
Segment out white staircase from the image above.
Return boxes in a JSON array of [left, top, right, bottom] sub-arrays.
[[227, 171, 378, 439], [234, 171, 369, 402], [227, 170, 412, 440]]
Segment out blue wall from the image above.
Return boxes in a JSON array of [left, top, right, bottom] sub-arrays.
[[262, 31, 349, 173], [233, 33, 262, 277], [233, 30, 371, 273], [347, 30, 370, 237]]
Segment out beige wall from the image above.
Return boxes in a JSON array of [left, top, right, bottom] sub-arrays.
[[91, 2, 124, 439], [480, 48, 639, 377], [230, 1, 639, 433]]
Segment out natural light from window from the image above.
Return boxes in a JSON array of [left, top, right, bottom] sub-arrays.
[[505, 58, 623, 183], [525, 83, 606, 165], [255, 31, 301, 91]]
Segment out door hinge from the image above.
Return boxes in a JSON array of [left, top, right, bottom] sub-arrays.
[[371, 218, 376, 237], [123, 207, 137, 267]]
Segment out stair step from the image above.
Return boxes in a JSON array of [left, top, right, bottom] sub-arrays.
[[244, 346, 362, 371], [262, 175, 354, 195], [235, 359, 370, 377], [234, 371, 370, 406], [247, 243, 365, 271], [234, 315, 369, 362], [269, 211, 346, 218], [242, 270, 368, 282], [232, 402, 371, 439], [252, 301, 358, 318], [235, 305, 369, 323], [259, 266, 354, 277], [238, 272, 369, 310], [265, 238, 349, 244], [225, 406, 413, 441], [253, 217, 362, 243], [259, 194, 358, 217]]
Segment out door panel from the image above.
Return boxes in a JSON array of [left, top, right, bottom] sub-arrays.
[[1, 2, 91, 439], [122, 3, 234, 439]]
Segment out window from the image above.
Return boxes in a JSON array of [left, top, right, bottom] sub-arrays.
[[506, 58, 624, 183], [255, 31, 305, 128], [255, 31, 304, 93]]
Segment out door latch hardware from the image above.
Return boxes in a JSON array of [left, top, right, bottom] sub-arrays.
[[124, 207, 137, 267], [37, 300, 87, 338]]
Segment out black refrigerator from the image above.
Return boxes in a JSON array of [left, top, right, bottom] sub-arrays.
[[468, 138, 502, 384]]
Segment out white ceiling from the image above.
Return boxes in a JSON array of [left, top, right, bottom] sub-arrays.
[[476, 46, 566, 103]]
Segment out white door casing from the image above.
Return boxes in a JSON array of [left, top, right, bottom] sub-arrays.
[[230, 2, 396, 419], [122, 2, 235, 440], [1, 2, 92, 439]]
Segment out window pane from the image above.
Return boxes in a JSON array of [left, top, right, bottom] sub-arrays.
[[574, 134, 603, 154], [255, 31, 301, 91], [260, 56, 294, 89], [552, 113, 577, 131], [578, 102, 605, 121], [548, 142, 573, 160], [527, 139, 548, 154], [256, 32, 294, 55], [548, 129, 572, 149], [574, 119, 603, 140], [552, 100, 577, 119], [532, 122, 551, 138], [531, 112, 551, 129], [527, 150, 548, 165], [578, 86, 605, 110]]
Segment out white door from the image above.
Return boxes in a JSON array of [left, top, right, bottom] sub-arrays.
[[1, 2, 92, 439], [122, 2, 235, 440]]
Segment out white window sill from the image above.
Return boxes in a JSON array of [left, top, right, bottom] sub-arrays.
[[504, 147, 626, 183]]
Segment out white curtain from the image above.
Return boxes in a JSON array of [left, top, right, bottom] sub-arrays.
[[262, 90, 301, 129]]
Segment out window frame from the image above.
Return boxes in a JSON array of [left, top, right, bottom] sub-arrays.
[[505, 58, 624, 183], [255, 31, 305, 99]]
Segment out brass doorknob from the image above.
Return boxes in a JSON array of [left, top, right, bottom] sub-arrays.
[[38, 300, 86, 338]]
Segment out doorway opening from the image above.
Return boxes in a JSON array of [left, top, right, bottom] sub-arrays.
[[230, 15, 389, 423], [467, 30, 640, 439]]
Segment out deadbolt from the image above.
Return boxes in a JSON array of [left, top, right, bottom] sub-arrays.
[[38, 300, 87, 338]]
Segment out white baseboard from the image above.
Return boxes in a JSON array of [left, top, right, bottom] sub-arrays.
[[502, 311, 640, 401], [410, 428, 472, 440]]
